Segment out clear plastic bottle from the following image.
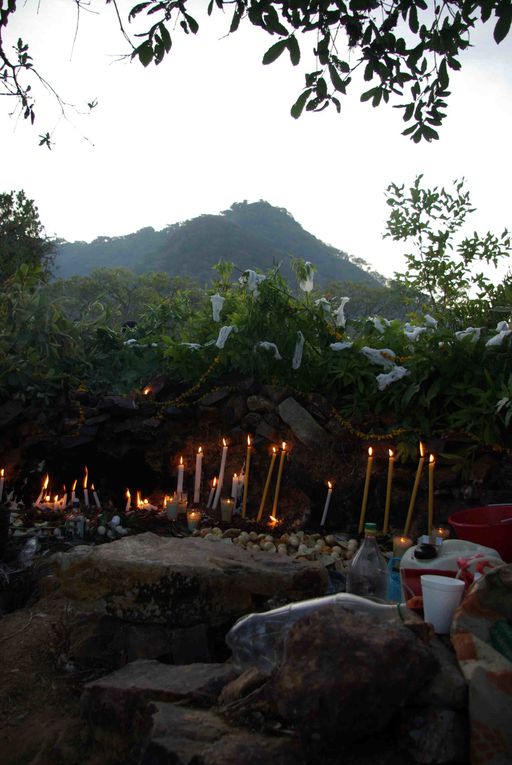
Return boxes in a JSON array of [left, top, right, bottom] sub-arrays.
[[346, 522, 388, 600]]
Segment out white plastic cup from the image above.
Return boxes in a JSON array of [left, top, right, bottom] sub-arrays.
[[420, 574, 465, 634]]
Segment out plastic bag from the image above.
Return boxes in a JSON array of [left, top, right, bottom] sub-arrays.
[[226, 592, 409, 673], [18, 536, 39, 568]]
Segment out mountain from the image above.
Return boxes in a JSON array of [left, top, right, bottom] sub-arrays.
[[54, 201, 380, 287]]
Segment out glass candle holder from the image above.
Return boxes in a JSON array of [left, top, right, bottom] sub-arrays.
[[434, 525, 450, 540], [187, 509, 201, 531], [221, 498, 234, 523], [178, 492, 188, 514], [392, 535, 413, 559], [166, 495, 179, 521]]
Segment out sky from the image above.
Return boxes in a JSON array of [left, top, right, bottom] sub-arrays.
[[1, 0, 511, 282]]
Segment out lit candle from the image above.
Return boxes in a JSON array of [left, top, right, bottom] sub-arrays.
[[231, 473, 239, 499], [35, 474, 49, 508], [0, 468, 4, 503], [403, 442, 426, 536], [257, 447, 277, 523], [212, 439, 228, 510], [91, 483, 101, 509], [392, 535, 413, 559], [207, 477, 217, 509], [242, 435, 253, 518], [53, 494, 59, 512], [166, 494, 179, 520], [70, 479, 77, 506], [60, 491, 68, 509], [382, 449, 395, 533], [83, 466, 89, 508], [221, 497, 234, 523], [125, 489, 131, 513], [435, 525, 450, 540], [320, 481, 333, 526], [358, 447, 374, 533], [428, 453, 435, 535], [271, 442, 287, 520], [136, 490, 142, 509], [186, 509, 202, 531], [177, 456, 184, 499], [193, 447, 203, 504]]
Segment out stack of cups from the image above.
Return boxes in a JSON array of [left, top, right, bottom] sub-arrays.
[[420, 574, 465, 634]]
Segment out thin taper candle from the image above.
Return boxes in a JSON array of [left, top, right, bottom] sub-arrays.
[[271, 442, 287, 519], [382, 449, 395, 533], [428, 454, 435, 536], [320, 481, 333, 527], [193, 447, 203, 504], [242, 435, 252, 518], [403, 442, 426, 536], [358, 447, 374, 533], [257, 447, 277, 523], [212, 439, 228, 510]]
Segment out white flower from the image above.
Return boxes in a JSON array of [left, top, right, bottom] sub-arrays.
[[181, 342, 202, 350], [486, 330, 512, 348], [330, 341, 353, 351], [210, 293, 225, 322], [455, 327, 481, 342], [292, 331, 305, 370], [124, 338, 137, 346], [424, 314, 438, 328], [240, 269, 266, 296], [370, 316, 390, 334], [255, 341, 282, 360], [314, 298, 331, 317], [334, 297, 350, 328], [360, 346, 396, 368], [215, 325, 236, 349], [404, 326, 427, 342], [376, 366, 410, 390], [299, 262, 315, 293]]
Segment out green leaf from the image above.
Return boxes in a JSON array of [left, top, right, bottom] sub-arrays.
[[262, 38, 288, 65], [183, 13, 199, 34], [360, 87, 378, 102], [328, 63, 346, 93], [494, 8, 512, 43], [287, 35, 300, 66], [159, 23, 172, 53], [290, 89, 312, 119], [133, 40, 154, 67]]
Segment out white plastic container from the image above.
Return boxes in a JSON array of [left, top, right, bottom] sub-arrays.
[[400, 539, 501, 599]]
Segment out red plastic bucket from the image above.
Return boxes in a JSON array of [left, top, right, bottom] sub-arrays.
[[448, 505, 512, 563]]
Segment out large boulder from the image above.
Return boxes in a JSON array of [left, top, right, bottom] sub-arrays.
[[51, 533, 328, 627]]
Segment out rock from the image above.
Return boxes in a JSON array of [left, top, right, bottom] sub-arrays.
[[268, 606, 438, 742], [261, 385, 292, 403], [99, 395, 138, 413], [199, 388, 231, 406], [141, 703, 305, 765], [413, 639, 468, 711], [255, 419, 279, 443], [399, 707, 469, 764], [246, 395, 274, 414], [218, 667, 269, 706], [51, 533, 328, 626], [277, 397, 329, 448], [82, 660, 239, 730], [241, 412, 262, 431]]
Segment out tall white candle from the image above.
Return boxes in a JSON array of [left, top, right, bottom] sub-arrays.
[[212, 439, 228, 510], [177, 456, 184, 498], [35, 474, 49, 508], [53, 494, 59, 512], [70, 479, 77, 506], [231, 473, 238, 499], [83, 466, 89, 508], [320, 481, 333, 526], [193, 447, 203, 503], [0, 468, 4, 503]]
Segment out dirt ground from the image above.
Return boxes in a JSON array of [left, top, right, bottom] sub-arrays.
[[0, 593, 131, 765]]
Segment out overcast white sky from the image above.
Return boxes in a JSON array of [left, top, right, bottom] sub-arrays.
[[1, 0, 511, 281]]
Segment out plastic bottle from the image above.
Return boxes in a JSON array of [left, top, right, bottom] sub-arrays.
[[226, 592, 408, 672], [346, 522, 388, 600]]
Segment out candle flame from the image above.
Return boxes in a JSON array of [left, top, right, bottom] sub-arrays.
[[91, 483, 95, 491], [429, 453, 435, 464], [143, 385, 152, 396], [269, 515, 278, 524], [198, 446, 202, 454], [54, 494, 58, 503], [213, 477, 218, 487], [247, 434, 251, 446], [272, 446, 277, 454], [233, 472, 237, 479], [72, 479, 77, 491], [43, 474, 49, 490], [45, 495, 50, 502], [136, 490, 142, 507], [126, 488, 130, 499], [179, 456, 183, 466], [281, 441, 286, 451], [388, 448, 394, 458], [83, 466, 88, 489], [327, 481, 332, 490], [222, 438, 227, 447], [419, 441, 425, 458], [0, 468, 4, 478], [368, 446, 373, 457]]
